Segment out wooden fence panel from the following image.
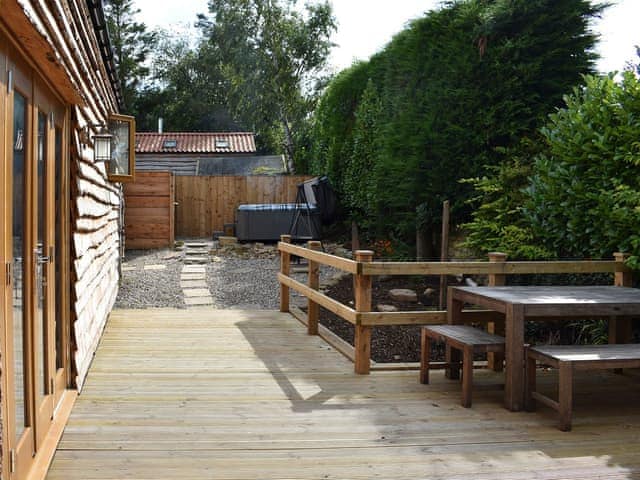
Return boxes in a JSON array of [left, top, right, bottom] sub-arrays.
[[124, 172, 175, 249], [175, 175, 313, 237]]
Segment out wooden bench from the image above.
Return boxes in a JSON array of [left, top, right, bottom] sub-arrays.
[[420, 325, 505, 407], [526, 344, 640, 431]]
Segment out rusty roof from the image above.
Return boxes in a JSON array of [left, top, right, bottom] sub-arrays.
[[135, 132, 256, 154]]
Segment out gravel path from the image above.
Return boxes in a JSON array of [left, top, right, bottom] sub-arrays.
[[206, 257, 281, 309], [115, 249, 185, 309], [115, 244, 345, 310]]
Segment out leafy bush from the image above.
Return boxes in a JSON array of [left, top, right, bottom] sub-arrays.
[[526, 72, 640, 262]]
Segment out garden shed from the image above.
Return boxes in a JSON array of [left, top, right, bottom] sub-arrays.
[[135, 131, 285, 175]]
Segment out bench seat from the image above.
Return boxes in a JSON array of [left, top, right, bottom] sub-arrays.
[[420, 325, 505, 407], [526, 344, 640, 431]]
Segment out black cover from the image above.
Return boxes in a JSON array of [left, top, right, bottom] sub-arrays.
[[311, 176, 338, 225]]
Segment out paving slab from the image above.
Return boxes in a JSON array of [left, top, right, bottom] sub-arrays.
[[184, 296, 215, 306], [182, 266, 206, 273], [180, 280, 208, 289], [180, 273, 206, 281], [184, 257, 209, 265], [143, 264, 167, 271], [184, 242, 208, 248], [185, 249, 209, 256], [183, 288, 212, 298]]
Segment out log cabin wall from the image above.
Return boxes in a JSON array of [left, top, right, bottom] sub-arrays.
[[1, 1, 125, 477], [1, 0, 123, 390]]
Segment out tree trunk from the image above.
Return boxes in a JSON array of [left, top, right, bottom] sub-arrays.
[[281, 115, 295, 173]]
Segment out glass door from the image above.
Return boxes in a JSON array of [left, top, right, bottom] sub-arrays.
[[2, 51, 66, 480], [6, 72, 36, 480], [33, 105, 55, 448]]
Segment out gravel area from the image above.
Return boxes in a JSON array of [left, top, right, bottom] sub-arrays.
[[115, 249, 185, 309], [206, 257, 280, 309], [205, 256, 342, 309], [115, 243, 343, 310]]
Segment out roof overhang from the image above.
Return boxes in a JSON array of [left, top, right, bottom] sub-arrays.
[[1, 0, 84, 105]]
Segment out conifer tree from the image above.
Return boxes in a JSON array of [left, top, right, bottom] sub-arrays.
[[104, 0, 157, 112]]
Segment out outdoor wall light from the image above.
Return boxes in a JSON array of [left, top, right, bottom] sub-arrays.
[[92, 126, 113, 163], [81, 124, 113, 163]]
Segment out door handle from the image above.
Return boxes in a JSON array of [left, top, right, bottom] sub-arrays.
[[38, 256, 50, 265]]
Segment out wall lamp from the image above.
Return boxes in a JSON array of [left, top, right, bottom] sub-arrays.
[[81, 124, 113, 163]]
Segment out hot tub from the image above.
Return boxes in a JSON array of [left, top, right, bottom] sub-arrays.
[[235, 203, 321, 241]]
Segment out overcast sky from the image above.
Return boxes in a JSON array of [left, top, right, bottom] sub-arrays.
[[133, 0, 640, 74]]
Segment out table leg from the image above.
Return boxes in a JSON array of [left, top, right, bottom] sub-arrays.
[[609, 316, 632, 374], [609, 316, 632, 344], [461, 345, 473, 408], [504, 303, 524, 411], [420, 329, 430, 384], [446, 291, 463, 380], [558, 361, 573, 431]]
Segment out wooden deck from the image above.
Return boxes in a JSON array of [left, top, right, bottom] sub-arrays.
[[46, 308, 640, 479]]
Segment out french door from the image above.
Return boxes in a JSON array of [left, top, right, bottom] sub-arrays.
[[2, 43, 69, 480]]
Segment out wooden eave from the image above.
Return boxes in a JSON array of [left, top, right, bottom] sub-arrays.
[[1, 0, 84, 106]]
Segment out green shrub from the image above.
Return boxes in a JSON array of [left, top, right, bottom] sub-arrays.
[[526, 72, 640, 263]]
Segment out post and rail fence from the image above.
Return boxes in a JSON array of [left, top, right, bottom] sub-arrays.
[[277, 235, 633, 375]]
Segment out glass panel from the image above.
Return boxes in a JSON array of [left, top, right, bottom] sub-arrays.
[[108, 118, 130, 176], [36, 111, 46, 398], [12, 91, 27, 440], [55, 127, 63, 370]]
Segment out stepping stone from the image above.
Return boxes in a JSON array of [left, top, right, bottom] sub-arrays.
[[185, 296, 214, 306], [182, 265, 207, 273], [389, 289, 418, 303], [143, 264, 166, 271], [181, 273, 206, 281], [184, 242, 207, 248], [185, 249, 209, 256], [183, 288, 212, 298], [180, 280, 208, 289], [184, 257, 209, 265]]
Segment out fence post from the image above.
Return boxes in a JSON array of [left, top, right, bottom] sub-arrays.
[[307, 241, 322, 335], [610, 252, 632, 345], [614, 252, 632, 287], [487, 252, 507, 371], [354, 250, 374, 374], [279, 235, 292, 313]]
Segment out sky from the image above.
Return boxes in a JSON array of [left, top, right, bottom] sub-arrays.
[[133, 0, 640, 74]]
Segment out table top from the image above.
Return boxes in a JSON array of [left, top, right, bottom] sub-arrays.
[[451, 285, 640, 306]]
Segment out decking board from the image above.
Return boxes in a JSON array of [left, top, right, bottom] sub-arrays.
[[46, 308, 640, 480]]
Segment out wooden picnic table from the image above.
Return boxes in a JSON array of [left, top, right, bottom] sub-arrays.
[[447, 285, 640, 411]]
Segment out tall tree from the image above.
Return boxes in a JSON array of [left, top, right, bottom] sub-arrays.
[[104, 0, 156, 112], [312, 0, 604, 251], [197, 0, 336, 171], [135, 36, 242, 132]]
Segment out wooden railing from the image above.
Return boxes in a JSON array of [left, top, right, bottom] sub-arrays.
[[277, 235, 633, 374]]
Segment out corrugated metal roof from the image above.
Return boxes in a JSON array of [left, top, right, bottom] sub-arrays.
[[135, 132, 256, 154]]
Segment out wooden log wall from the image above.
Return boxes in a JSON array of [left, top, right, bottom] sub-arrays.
[[124, 172, 175, 249], [175, 175, 313, 237], [4, 0, 123, 389]]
